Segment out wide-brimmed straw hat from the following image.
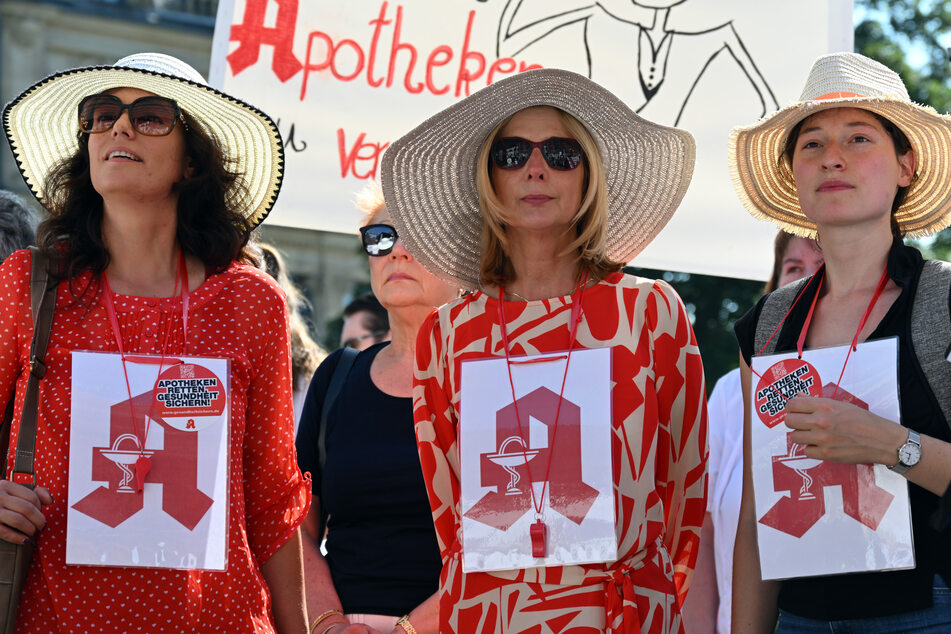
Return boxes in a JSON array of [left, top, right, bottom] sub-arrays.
[[380, 68, 696, 290], [3, 52, 283, 229], [730, 51, 951, 238]]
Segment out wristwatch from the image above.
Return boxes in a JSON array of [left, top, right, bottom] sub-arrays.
[[887, 429, 922, 475]]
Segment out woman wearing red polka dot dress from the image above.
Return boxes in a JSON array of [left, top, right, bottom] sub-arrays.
[[0, 54, 309, 632]]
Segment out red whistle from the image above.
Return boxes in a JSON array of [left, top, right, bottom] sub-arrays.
[[530, 520, 547, 558], [134, 456, 152, 492]]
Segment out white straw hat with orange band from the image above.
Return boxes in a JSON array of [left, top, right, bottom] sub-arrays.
[[729, 51, 951, 238]]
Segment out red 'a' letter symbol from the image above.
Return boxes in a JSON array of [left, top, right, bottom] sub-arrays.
[[759, 385, 894, 537], [71, 389, 214, 530], [228, 0, 303, 81], [464, 387, 599, 531]]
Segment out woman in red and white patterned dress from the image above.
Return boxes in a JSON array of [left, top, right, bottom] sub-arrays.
[[381, 69, 707, 633], [0, 54, 308, 632]]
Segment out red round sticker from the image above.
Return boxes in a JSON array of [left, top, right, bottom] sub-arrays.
[[754, 359, 821, 428], [152, 363, 226, 427]]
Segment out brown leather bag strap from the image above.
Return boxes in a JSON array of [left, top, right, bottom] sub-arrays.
[[9, 247, 57, 484]]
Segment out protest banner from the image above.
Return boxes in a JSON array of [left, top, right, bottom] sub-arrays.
[[210, 0, 853, 280]]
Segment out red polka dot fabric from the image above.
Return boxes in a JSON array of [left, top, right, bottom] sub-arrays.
[[414, 273, 708, 633], [0, 249, 310, 632]]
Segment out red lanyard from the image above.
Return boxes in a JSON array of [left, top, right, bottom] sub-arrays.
[[755, 266, 890, 400], [497, 271, 588, 557], [101, 250, 189, 491]]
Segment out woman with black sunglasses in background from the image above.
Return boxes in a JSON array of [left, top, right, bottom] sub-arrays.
[[296, 182, 456, 634], [381, 69, 706, 633], [0, 54, 308, 631]]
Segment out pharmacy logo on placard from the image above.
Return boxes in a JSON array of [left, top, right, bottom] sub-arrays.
[[464, 386, 598, 531], [759, 384, 894, 537], [71, 388, 215, 530]]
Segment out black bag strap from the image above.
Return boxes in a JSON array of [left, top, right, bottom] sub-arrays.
[[315, 347, 358, 535], [2, 248, 56, 485], [910, 259, 951, 430], [318, 347, 359, 473]]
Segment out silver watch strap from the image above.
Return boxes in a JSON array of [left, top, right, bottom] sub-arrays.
[[888, 429, 921, 475]]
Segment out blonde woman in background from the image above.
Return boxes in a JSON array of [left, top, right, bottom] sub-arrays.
[[296, 183, 456, 634]]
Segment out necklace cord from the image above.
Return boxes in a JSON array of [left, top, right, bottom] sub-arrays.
[[498, 271, 589, 518], [101, 250, 190, 464], [752, 266, 890, 405]]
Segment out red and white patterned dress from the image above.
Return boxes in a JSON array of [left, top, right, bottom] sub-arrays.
[[0, 249, 310, 633], [414, 272, 707, 633]]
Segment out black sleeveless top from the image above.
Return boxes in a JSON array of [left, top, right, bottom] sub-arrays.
[[296, 343, 441, 616], [735, 240, 951, 620]]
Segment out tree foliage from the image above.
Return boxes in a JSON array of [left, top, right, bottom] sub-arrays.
[[855, 0, 951, 114], [664, 1, 951, 393], [856, 0, 951, 260]]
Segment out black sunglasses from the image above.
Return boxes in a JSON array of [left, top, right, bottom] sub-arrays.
[[490, 136, 585, 171], [360, 224, 398, 256], [78, 93, 184, 137]]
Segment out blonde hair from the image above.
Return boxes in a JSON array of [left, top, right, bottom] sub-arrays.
[[355, 180, 387, 226], [475, 107, 621, 287], [259, 243, 326, 386]]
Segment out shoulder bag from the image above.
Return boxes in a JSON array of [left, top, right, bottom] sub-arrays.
[[0, 247, 57, 633]]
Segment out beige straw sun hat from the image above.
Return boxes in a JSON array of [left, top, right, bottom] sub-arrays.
[[381, 68, 696, 290], [3, 53, 283, 229], [730, 51, 951, 238]]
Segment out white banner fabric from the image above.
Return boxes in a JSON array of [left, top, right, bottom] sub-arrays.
[[210, 0, 853, 281]]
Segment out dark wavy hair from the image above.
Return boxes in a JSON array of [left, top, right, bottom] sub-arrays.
[[37, 110, 258, 288]]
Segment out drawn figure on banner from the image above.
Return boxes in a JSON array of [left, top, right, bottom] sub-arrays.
[[72, 387, 215, 531], [465, 387, 598, 532], [496, 0, 779, 126]]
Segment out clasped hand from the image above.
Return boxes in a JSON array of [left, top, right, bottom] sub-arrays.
[[784, 395, 904, 466], [0, 480, 52, 544]]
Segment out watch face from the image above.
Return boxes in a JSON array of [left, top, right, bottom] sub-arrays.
[[899, 443, 922, 466]]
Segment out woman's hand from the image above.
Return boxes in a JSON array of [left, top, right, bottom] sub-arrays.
[[784, 395, 905, 465], [0, 480, 52, 543]]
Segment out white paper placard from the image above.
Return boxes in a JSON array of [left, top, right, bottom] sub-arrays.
[[750, 337, 914, 580], [67, 351, 230, 570], [459, 347, 616, 572]]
